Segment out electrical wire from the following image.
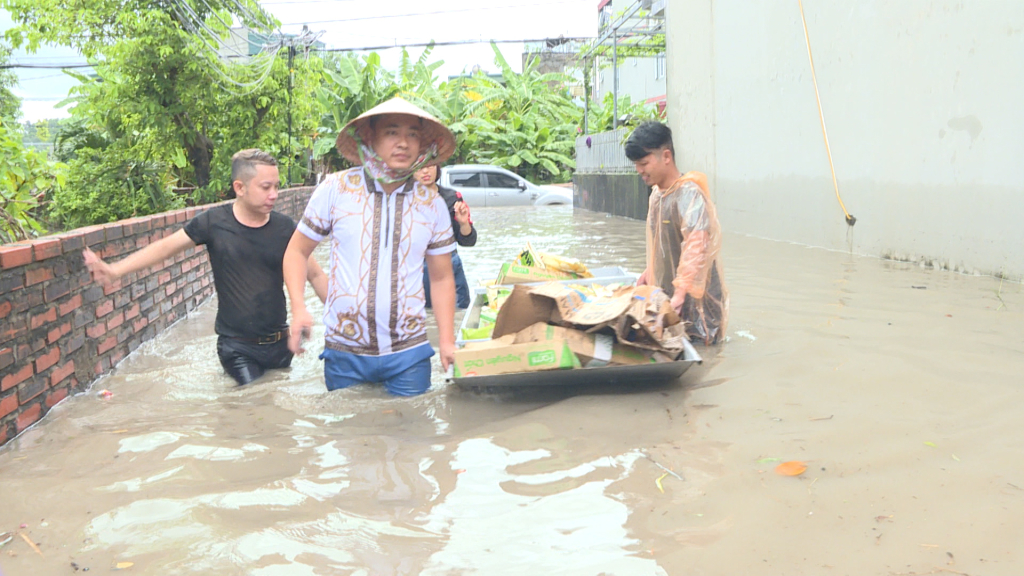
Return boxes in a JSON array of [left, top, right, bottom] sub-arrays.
[[798, 0, 855, 226]]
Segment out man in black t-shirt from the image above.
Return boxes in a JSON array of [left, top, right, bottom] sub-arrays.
[[84, 149, 328, 385]]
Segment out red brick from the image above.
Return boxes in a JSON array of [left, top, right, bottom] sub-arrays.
[[45, 387, 68, 408], [31, 238, 62, 261], [46, 322, 71, 345], [0, 244, 33, 269], [132, 316, 148, 333], [59, 294, 82, 316], [35, 347, 60, 372], [158, 271, 171, 284], [25, 266, 54, 286], [125, 302, 140, 320], [0, 393, 16, 418], [0, 347, 11, 371], [106, 311, 124, 330], [95, 299, 114, 317], [103, 280, 122, 296], [86, 323, 107, 339], [109, 349, 125, 365], [0, 322, 26, 344], [30, 307, 57, 329], [1, 364, 32, 391], [165, 284, 176, 297], [50, 361, 75, 386], [103, 223, 124, 241], [97, 335, 117, 354], [58, 233, 85, 253], [0, 300, 10, 319], [16, 402, 41, 433]]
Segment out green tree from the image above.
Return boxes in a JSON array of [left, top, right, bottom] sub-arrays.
[[586, 91, 662, 133], [312, 52, 400, 171], [4, 0, 322, 225], [462, 44, 580, 183], [0, 119, 65, 243], [0, 43, 20, 121]]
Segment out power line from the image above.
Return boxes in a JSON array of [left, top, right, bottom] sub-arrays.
[[311, 36, 593, 54], [280, 0, 589, 26], [0, 64, 95, 69]]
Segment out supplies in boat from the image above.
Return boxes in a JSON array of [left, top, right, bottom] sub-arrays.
[[515, 242, 593, 278], [492, 242, 594, 285], [453, 282, 686, 379]]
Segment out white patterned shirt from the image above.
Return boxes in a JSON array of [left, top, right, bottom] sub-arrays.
[[297, 168, 456, 355]]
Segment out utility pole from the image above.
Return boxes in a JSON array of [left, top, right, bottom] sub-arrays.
[[286, 42, 296, 185], [612, 28, 618, 129]]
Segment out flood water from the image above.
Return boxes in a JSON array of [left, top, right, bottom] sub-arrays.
[[2, 206, 1023, 575]]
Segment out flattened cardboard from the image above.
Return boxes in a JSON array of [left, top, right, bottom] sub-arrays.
[[513, 322, 674, 367], [491, 284, 556, 338], [496, 282, 684, 353]]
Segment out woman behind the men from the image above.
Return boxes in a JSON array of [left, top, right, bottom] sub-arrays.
[[416, 164, 476, 309]]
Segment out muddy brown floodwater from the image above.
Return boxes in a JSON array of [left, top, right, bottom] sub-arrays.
[[1, 206, 1023, 576]]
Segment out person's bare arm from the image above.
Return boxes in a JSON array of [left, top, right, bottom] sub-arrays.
[[306, 254, 328, 304], [425, 252, 456, 371], [283, 231, 320, 354], [83, 229, 196, 286]]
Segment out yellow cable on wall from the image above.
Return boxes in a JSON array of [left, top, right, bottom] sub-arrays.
[[798, 0, 857, 226]]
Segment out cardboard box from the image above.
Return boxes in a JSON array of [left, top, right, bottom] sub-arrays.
[[461, 334, 515, 351], [452, 338, 581, 378], [494, 262, 579, 285], [513, 322, 674, 367]]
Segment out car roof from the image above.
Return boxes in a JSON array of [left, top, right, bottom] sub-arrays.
[[444, 164, 513, 174]]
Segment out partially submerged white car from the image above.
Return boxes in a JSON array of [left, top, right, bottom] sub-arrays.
[[439, 164, 572, 207]]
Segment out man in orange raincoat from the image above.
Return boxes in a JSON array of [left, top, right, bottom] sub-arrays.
[[625, 122, 728, 345]]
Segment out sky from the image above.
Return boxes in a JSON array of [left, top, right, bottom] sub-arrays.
[[2, 0, 598, 122]]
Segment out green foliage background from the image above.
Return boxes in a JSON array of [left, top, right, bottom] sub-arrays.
[[1, 0, 659, 234]]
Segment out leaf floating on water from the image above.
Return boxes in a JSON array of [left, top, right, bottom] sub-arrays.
[[951, 454, 960, 461], [775, 461, 807, 476], [0, 532, 12, 547], [114, 562, 134, 570], [924, 441, 937, 448]]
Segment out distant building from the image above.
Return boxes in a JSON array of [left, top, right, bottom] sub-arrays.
[[592, 0, 666, 112], [217, 27, 324, 60], [523, 39, 588, 99]]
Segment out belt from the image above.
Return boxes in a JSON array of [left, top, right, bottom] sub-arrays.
[[230, 330, 289, 345]]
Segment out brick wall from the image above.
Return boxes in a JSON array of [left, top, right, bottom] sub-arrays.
[[0, 186, 314, 448]]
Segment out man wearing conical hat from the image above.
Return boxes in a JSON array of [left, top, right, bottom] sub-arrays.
[[282, 97, 459, 395]]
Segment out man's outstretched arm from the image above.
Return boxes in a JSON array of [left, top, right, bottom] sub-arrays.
[[84, 229, 196, 286]]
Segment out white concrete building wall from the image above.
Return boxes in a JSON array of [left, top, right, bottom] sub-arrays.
[[596, 55, 667, 104], [665, 0, 1024, 278]]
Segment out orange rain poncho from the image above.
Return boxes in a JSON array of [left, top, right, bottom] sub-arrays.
[[645, 172, 728, 345]]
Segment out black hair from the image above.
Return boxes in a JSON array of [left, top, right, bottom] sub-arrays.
[[624, 121, 675, 161]]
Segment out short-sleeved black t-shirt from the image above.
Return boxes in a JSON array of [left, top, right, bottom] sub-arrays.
[[184, 204, 296, 339]]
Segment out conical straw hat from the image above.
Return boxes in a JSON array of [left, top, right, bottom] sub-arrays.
[[335, 97, 456, 166]]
